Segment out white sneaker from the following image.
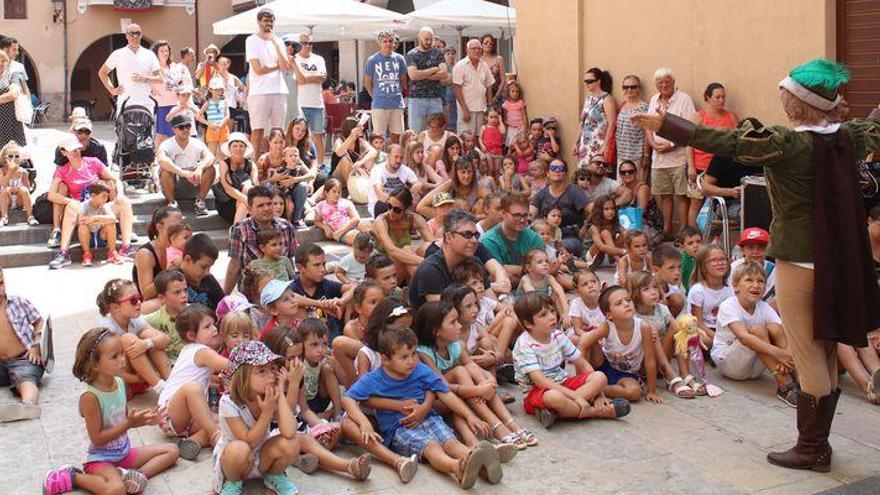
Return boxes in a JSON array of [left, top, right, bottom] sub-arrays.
[[167, 201, 179, 209]]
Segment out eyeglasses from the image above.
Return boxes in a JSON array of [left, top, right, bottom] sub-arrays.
[[548, 165, 566, 172], [622, 85, 639, 90], [116, 294, 144, 306], [5, 154, 19, 159], [507, 212, 529, 221], [175, 124, 192, 130], [390, 206, 405, 214], [450, 230, 480, 240], [584, 79, 597, 84], [126, 31, 142, 37], [619, 169, 637, 176]]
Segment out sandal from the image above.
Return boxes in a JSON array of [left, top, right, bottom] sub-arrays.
[[535, 407, 558, 429], [494, 438, 521, 461], [667, 376, 696, 399], [500, 432, 527, 451], [456, 445, 490, 489], [293, 453, 319, 474], [175, 437, 202, 461], [683, 374, 708, 396], [477, 441, 503, 484], [867, 369, 880, 405], [395, 454, 418, 483], [515, 428, 539, 447], [347, 453, 372, 481]]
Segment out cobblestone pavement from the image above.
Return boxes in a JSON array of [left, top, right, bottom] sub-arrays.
[[1, 125, 878, 494]]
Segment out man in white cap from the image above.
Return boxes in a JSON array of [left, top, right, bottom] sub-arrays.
[[98, 23, 161, 110], [295, 32, 328, 164], [452, 39, 495, 135], [245, 8, 290, 154], [156, 114, 216, 216]]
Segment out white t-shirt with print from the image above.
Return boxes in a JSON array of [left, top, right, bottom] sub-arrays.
[[159, 137, 210, 171], [245, 34, 289, 96], [367, 163, 418, 213], [687, 283, 735, 329], [104, 46, 161, 108], [569, 296, 605, 333], [713, 297, 782, 362], [295, 53, 327, 108]]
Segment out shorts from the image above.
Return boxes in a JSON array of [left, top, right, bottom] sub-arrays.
[[302, 107, 326, 134], [205, 124, 230, 144], [505, 126, 524, 147], [457, 108, 486, 136], [247, 94, 287, 131], [83, 448, 138, 474], [156, 106, 174, 137], [371, 108, 405, 136], [717, 340, 765, 380], [390, 415, 456, 458], [651, 165, 687, 195], [212, 430, 281, 492], [126, 381, 150, 401], [158, 404, 195, 438], [0, 355, 45, 387], [596, 361, 641, 386], [307, 394, 331, 414], [523, 372, 591, 415], [407, 97, 444, 133], [89, 230, 109, 248]]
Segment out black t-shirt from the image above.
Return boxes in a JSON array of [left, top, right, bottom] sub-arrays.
[[54, 138, 108, 167], [705, 155, 763, 189], [531, 184, 588, 233], [290, 276, 344, 336], [410, 251, 484, 310], [187, 274, 224, 311]]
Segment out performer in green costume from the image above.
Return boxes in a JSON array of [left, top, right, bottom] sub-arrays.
[[633, 59, 880, 472]]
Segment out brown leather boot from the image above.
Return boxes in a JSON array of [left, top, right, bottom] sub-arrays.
[[767, 390, 837, 472]]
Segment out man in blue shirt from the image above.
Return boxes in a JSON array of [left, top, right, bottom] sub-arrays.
[[364, 31, 407, 144]]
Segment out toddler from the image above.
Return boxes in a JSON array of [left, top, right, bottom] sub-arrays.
[[314, 178, 370, 245], [77, 182, 121, 267], [512, 133, 535, 176], [0, 140, 37, 226], [247, 227, 294, 281], [198, 77, 230, 159], [499, 156, 528, 195], [335, 232, 373, 285], [615, 229, 653, 286], [296, 319, 343, 421], [532, 219, 573, 291], [501, 82, 527, 149], [517, 249, 570, 327], [651, 244, 687, 317], [165, 222, 192, 268], [570, 270, 606, 352], [677, 226, 703, 294], [479, 108, 506, 176]]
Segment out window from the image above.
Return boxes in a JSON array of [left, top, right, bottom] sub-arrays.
[[4, 0, 26, 19]]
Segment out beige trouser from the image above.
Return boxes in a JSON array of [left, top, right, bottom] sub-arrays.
[[775, 261, 838, 397]]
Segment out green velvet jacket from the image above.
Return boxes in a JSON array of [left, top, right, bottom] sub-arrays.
[[686, 112, 880, 262]]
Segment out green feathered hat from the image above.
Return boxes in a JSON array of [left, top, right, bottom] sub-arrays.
[[778, 59, 850, 111]]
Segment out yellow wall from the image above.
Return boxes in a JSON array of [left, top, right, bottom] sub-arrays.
[[512, 0, 836, 163]]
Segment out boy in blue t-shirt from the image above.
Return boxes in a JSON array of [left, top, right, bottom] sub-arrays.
[[343, 326, 501, 489]]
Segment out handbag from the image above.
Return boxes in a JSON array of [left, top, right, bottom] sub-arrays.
[[618, 205, 644, 230], [346, 168, 370, 204], [15, 92, 33, 123]]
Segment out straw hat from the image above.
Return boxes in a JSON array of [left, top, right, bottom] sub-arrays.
[[220, 132, 254, 158]]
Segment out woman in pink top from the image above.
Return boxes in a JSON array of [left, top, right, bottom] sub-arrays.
[[47, 135, 136, 269], [686, 82, 738, 225]]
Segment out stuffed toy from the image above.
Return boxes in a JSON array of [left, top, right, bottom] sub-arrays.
[[673, 314, 723, 397]]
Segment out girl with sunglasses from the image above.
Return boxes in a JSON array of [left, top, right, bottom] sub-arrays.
[[617, 159, 663, 243], [96, 278, 173, 399], [0, 140, 37, 227]]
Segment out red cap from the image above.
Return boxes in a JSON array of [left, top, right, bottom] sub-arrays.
[[738, 227, 770, 246]]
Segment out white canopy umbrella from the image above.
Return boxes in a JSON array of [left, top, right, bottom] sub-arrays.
[[406, 0, 516, 32], [213, 0, 408, 37]]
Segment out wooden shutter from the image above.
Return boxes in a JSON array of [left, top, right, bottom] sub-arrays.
[[3, 0, 27, 19], [838, 0, 880, 118]]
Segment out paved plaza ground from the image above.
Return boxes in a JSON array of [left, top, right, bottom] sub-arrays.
[[0, 125, 878, 494]]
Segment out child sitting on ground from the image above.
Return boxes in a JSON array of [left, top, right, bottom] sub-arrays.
[[512, 293, 629, 429], [157, 305, 229, 460], [356, 297, 413, 379], [143, 269, 189, 359], [441, 284, 503, 374], [335, 233, 373, 285], [291, 242, 351, 338], [579, 286, 662, 404], [415, 301, 535, 452], [247, 227, 295, 281], [715, 261, 799, 407], [332, 280, 387, 387], [615, 229, 653, 286], [43, 328, 179, 495], [165, 223, 192, 268], [688, 244, 733, 350], [626, 272, 696, 399], [365, 254, 405, 303], [476, 192, 503, 235], [295, 319, 344, 422], [370, 134, 388, 169], [587, 195, 626, 268], [259, 280, 303, 339], [570, 270, 606, 351], [239, 264, 274, 332], [525, 159, 548, 199], [499, 156, 529, 195], [451, 260, 519, 364], [343, 326, 500, 489], [211, 340, 302, 495], [728, 228, 776, 303], [678, 226, 703, 294], [179, 233, 225, 312], [518, 249, 570, 328], [532, 219, 574, 290], [651, 244, 687, 317], [426, 192, 456, 238], [77, 182, 122, 267], [96, 279, 171, 396]]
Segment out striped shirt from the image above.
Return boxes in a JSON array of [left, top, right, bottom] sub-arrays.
[[205, 99, 226, 125], [513, 329, 581, 389]]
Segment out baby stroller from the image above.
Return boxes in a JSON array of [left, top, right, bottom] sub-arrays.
[[113, 98, 156, 191]]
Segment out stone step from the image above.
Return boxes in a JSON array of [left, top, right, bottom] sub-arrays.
[[1, 211, 230, 247], [0, 229, 232, 269]]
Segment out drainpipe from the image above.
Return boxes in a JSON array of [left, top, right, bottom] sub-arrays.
[[63, 0, 69, 119], [194, 0, 200, 59]]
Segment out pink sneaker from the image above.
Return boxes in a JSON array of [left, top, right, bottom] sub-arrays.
[[43, 465, 79, 495], [81, 252, 93, 267]]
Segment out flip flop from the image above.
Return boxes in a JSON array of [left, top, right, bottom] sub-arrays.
[[175, 438, 201, 461], [477, 442, 503, 485], [395, 454, 418, 483], [868, 369, 880, 405], [456, 445, 490, 489]]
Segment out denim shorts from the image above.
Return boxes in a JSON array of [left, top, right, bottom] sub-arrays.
[[0, 355, 45, 387], [302, 107, 326, 134], [407, 97, 444, 133], [390, 415, 456, 458]]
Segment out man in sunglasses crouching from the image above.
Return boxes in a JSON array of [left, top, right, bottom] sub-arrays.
[[156, 113, 216, 216]]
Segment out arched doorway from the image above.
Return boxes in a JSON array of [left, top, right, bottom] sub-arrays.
[[17, 46, 39, 97], [70, 34, 152, 120]]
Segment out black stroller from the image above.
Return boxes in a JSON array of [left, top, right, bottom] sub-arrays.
[[113, 98, 156, 191]]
